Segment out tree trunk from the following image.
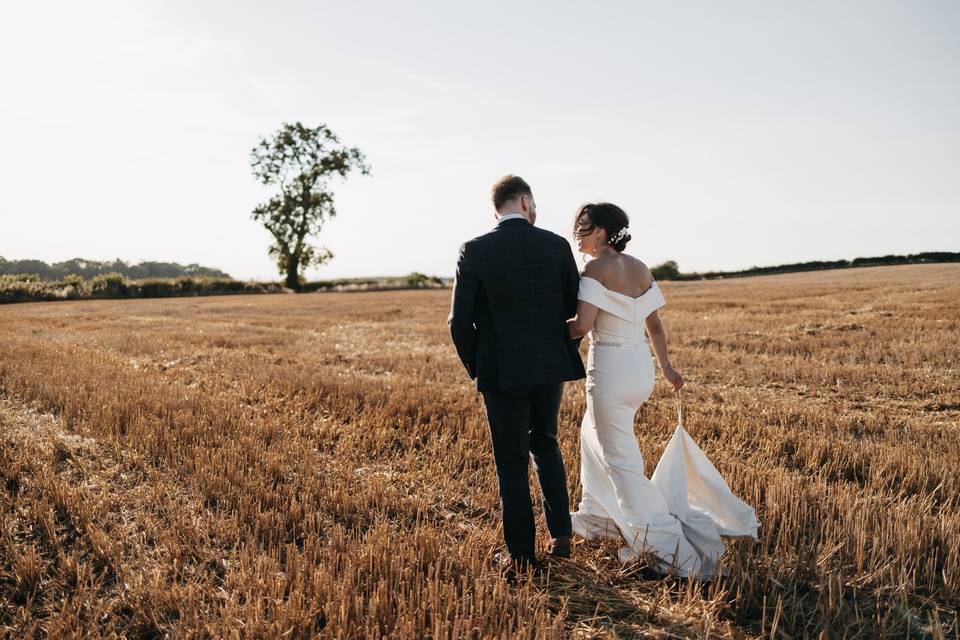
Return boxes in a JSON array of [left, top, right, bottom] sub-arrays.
[[285, 258, 301, 292]]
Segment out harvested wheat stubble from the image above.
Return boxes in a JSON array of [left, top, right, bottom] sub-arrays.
[[0, 263, 958, 639]]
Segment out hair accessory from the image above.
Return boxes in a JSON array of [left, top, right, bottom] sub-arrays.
[[608, 227, 630, 245]]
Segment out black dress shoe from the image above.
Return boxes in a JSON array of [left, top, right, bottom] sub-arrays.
[[493, 551, 543, 575]]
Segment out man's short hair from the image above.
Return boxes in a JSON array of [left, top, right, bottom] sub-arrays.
[[491, 175, 532, 211]]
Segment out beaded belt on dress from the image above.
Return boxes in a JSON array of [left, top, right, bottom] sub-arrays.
[[590, 338, 645, 347]]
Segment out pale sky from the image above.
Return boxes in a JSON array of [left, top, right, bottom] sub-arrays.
[[1, 1, 958, 281]]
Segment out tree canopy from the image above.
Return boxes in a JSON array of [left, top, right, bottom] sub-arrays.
[[250, 122, 370, 291]]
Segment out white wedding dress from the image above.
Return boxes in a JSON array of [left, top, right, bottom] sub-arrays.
[[570, 276, 759, 577]]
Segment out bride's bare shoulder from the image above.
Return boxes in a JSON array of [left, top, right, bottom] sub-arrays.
[[637, 258, 653, 279], [625, 255, 654, 286], [622, 254, 649, 270], [581, 256, 614, 280]]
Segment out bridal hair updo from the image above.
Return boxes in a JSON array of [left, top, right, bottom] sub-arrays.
[[574, 202, 632, 252]]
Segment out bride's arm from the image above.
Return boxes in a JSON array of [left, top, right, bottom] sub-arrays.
[[644, 310, 684, 391], [568, 260, 605, 339], [567, 300, 599, 339]]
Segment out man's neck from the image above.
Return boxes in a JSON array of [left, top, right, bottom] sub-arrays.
[[497, 212, 528, 224]]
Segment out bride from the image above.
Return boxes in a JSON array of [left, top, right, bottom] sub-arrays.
[[566, 202, 759, 577]]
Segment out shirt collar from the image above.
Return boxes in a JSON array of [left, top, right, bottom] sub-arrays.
[[496, 213, 527, 225]]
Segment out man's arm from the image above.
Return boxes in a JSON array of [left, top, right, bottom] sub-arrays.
[[560, 240, 583, 346], [448, 242, 480, 378]]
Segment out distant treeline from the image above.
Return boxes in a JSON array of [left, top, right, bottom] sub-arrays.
[[0, 273, 281, 304], [651, 252, 960, 281], [0, 271, 448, 304], [0, 257, 230, 281], [4, 252, 955, 304]]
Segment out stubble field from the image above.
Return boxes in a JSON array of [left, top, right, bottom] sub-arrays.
[[1, 264, 958, 639]]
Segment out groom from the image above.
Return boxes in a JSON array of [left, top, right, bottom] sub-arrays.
[[448, 175, 585, 570]]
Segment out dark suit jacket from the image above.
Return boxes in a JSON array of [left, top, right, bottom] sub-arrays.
[[448, 218, 586, 392]]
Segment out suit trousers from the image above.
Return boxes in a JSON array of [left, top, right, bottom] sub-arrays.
[[481, 382, 572, 559]]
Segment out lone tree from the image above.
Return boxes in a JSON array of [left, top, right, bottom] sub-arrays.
[[250, 122, 370, 291]]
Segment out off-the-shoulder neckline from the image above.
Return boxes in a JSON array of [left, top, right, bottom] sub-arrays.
[[582, 276, 658, 300]]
